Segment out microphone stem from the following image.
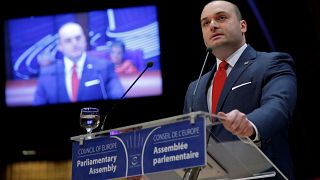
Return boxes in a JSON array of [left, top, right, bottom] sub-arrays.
[[100, 65, 150, 131], [186, 48, 211, 177], [120, 65, 149, 100], [190, 50, 211, 112], [193, 50, 210, 96]]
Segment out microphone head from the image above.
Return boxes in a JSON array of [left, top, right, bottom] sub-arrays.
[[147, 61, 154, 68], [206, 47, 212, 52]]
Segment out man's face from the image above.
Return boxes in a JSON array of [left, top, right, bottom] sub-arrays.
[[200, 1, 246, 51], [58, 23, 87, 61]]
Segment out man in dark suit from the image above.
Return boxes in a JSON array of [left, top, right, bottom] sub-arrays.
[[33, 22, 124, 105], [184, 1, 297, 179]]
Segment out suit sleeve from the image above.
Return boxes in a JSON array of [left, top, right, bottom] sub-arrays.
[[247, 53, 297, 143]]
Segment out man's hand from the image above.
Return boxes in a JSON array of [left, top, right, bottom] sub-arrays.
[[217, 109, 255, 138]]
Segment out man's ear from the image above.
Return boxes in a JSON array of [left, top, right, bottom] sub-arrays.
[[240, 20, 247, 33]]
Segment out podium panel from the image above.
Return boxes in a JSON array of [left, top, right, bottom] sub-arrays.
[[71, 113, 207, 179], [71, 111, 287, 180]]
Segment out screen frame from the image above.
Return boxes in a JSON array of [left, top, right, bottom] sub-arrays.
[[3, 3, 162, 108]]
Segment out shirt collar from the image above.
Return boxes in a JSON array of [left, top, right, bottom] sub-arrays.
[[216, 43, 247, 70], [64, 53, 86, 71]]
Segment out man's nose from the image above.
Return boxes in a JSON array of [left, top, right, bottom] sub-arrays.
[[71, 38, 79, 45], [210, 20, 218, 29]]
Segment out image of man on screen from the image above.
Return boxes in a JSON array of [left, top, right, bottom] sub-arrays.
[[33, 22, 124, 106]]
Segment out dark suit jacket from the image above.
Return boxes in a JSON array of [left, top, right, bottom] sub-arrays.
[[33, 55, 124, 105], [183, 45, 297, 179]]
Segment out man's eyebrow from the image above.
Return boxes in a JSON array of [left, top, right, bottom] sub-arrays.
[[200, 11, 228, 22], [215, 11, 228, 16], [201, 17, 209, 22]]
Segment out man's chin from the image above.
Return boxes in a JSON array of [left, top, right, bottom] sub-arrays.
[[69, 54, 82, 60], [209, 41, 224, 50]]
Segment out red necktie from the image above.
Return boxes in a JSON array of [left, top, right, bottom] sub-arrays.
[[71, 64, 79, 102], [212, 60, 228, 114]]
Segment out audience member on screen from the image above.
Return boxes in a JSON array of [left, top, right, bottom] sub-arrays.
[[33, 22, 124, 105], [109, 39, 139, 75], [183, 0, 297, 179]]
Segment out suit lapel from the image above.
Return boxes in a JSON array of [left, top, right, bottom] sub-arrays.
[[78, 58, 94, 98], [216, 46, 257, 112], [189, 64, 216, 113]]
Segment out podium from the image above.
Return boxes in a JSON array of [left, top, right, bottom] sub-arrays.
[[70, 111, 288, 180]]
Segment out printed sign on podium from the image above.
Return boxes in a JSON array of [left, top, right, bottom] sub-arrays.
[[71, 117, 206, 179]]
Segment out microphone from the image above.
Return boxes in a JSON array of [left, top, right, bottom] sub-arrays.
[[184, 47, 211, 180], [100, 61, 154, 131], [189, 47, 212, 112]]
